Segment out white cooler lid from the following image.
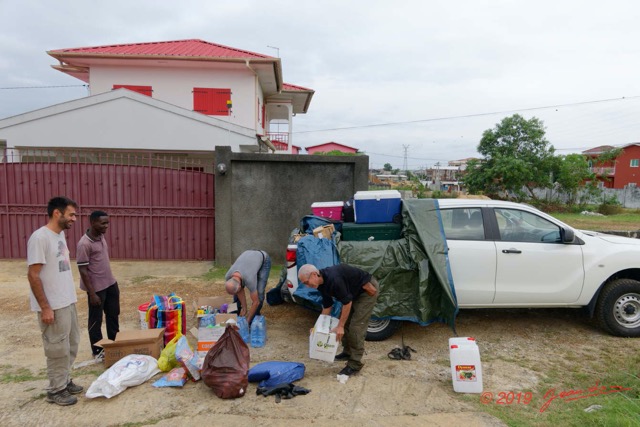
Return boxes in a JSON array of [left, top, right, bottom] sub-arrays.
[[354, 190, 401, 200], [311, 201, 344, 208]]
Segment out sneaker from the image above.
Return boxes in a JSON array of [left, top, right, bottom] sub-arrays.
[[46, 389, 78, 406], [335, 352, 351, 361], [66, 380, 84, 395], [338, 365, 359, 376], [94, 351, 105, 362]]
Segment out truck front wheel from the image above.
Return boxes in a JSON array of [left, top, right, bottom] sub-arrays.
[[595, 278, 640, 337], [366, 318, 402, 341]]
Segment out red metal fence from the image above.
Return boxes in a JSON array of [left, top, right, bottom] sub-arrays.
[[1, 148, 215, 260]]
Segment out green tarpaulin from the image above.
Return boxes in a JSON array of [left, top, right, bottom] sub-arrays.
[[338, 199, 458, 330]]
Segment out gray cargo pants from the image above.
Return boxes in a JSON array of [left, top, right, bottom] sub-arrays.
[[342, 277, 379, 371], [38, 303, 80, 393]]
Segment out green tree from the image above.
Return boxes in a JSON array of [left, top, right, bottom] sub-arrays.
[[553, 154, 597, 204], [463, 114, 555, 200], [383, 163, 393, 171]]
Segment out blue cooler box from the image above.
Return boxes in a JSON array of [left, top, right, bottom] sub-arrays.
[[354, 190, 402, 223]]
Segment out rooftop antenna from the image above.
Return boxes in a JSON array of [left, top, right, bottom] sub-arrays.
[[267, 45, 280, 58]]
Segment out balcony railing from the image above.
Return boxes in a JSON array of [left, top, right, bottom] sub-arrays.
[[267, 132, 289, 151], [589, 166, 615, 176]]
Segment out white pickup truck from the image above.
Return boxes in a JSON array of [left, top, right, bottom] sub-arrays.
[[281, 199, 640, 340]]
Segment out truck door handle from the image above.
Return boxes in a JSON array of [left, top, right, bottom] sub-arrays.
[[502, 249, 522, 254]]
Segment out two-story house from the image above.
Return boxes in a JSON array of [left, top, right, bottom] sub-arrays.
[[0, 39, 314, 158], [583, 143, 640, 189]]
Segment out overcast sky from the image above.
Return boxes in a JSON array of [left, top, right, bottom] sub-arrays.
[[2, 0, 640, 169]]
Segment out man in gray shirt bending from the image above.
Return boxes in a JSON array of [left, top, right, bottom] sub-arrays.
[[225, 250, 271, 325]]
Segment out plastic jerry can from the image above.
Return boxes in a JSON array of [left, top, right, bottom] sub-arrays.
[[450, 342, 483, 393], [448, 336, 478, 347]]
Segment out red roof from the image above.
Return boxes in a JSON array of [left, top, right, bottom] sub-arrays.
[[283, 82, 313, 92], [305, 141, 359, 151], [582, 145, 617, 155], [48, 39, 273, 60]]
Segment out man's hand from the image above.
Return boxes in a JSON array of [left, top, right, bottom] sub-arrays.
[[331, 325, 345, 342], [240, 307, 247, 317], [88, 292, 101, 306], [41, 307, 55, 324]]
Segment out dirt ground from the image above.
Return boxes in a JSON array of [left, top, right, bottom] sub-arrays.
[[1, 260, 636, 427]]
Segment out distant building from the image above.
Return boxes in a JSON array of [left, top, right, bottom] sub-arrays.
[[583, 144, 640, 189], [448, 157, 478, 171], [306, 141, 359, 155]]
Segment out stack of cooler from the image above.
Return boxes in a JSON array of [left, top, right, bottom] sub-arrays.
[[342, 190, 402, 241]]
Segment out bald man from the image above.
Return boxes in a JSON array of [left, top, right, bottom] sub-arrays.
[[224, 250, 271, 325]]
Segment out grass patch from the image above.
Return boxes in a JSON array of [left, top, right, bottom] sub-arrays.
[[131, 275, 156, 284], [551, 211, 640, 232], [0, 365, 46, 383], [201, 265, 284, 282], [475, 347, 640, 426]]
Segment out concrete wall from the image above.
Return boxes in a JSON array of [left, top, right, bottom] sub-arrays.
[[534, 186, 640, 209], [214, 146, 369, 264]]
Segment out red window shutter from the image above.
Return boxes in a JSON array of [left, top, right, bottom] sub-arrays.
[[113, 85, 153, 97], [193, 88, 231, 116]]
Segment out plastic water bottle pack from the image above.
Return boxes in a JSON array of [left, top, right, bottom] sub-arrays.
[[236, 316, 250, 344], [250, 315, 267, 348]]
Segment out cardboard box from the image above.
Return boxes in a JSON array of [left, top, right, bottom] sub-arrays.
[[193, 296, 229, 318], [292, 233, 307, 243], [96, 328, 165, 368], [313, 224, 335, 239], [309, 315, 339, 362], [191, 314, 239, 364]]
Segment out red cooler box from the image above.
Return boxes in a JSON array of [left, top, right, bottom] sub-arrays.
[[311, 201, 343, 220], [354, 190, 402, 224]]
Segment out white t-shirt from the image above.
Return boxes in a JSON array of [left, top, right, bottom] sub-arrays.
[[27, 226, 77, 311]]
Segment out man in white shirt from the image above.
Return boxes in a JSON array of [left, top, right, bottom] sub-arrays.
[[27, 196, 83, 406]]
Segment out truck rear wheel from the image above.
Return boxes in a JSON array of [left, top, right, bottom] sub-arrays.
[[366, 319, 401, 341]]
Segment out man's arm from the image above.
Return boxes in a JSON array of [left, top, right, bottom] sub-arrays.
[[246, 290, 260, 325], [332, 301, 352, 342], [236, 288, 248, 317], [78, 265, 101, 306], [27, 264, 54, 324]]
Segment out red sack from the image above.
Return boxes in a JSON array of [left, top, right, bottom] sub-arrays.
[[201, 325, 250, 399]]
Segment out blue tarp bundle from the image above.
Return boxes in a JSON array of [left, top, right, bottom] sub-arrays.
[[248, 361, 305, 387]]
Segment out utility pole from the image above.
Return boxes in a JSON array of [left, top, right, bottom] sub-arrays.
[[402, 145, 409, 176]]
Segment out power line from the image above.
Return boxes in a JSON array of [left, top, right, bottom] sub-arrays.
[[0, 84, 88, 90], [294, 95, 640, 134]]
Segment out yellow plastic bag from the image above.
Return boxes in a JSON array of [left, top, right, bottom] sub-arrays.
[[157, 333, 181, 372]]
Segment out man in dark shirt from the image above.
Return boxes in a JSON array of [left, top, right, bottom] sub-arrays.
[[298, 263, 379, 376], [76, 211, 119, 359]]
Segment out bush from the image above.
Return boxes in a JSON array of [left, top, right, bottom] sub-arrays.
[[597, 195, 623, 215]]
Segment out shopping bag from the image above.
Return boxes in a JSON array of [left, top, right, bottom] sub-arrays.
[[147, 293, 187, 345], [201, 325, 250, 399]]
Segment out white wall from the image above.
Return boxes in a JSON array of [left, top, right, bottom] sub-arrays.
[[89, 63, 260, 132], [0, 93, 255, 152]]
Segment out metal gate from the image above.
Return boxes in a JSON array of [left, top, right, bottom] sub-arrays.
[[0, 148, 215, 260]]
